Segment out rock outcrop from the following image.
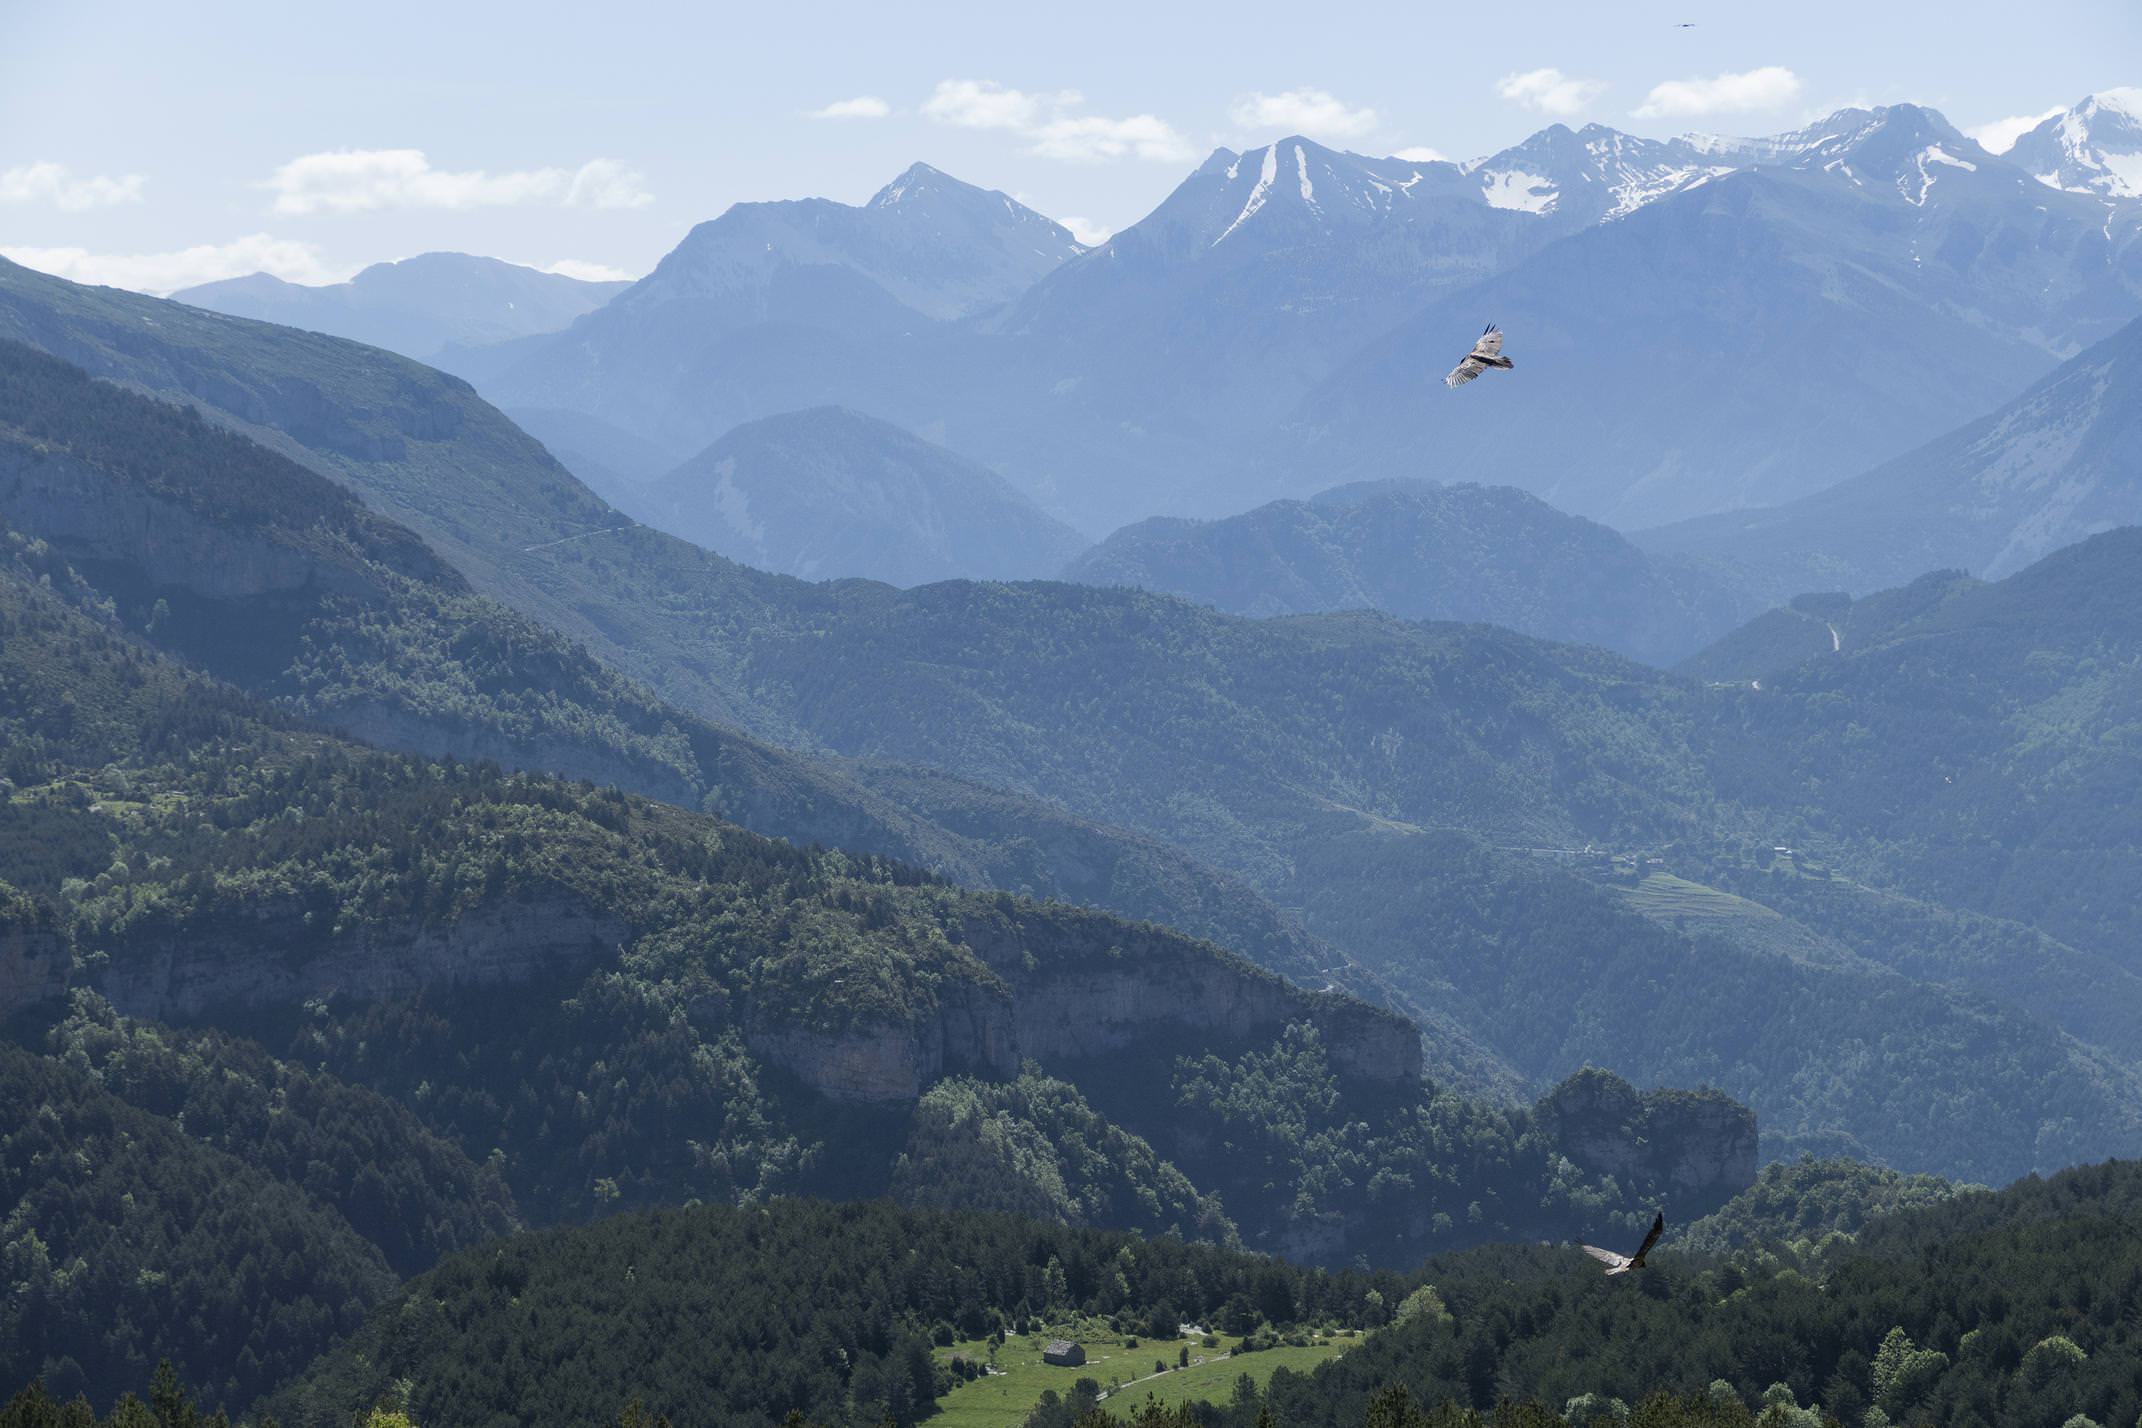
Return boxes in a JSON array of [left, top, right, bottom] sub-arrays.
[[0, 446, 380, 606], [746, 904, 1423, 1104], [92, 892, 626, 1022], [1534, 1066, 1758, 1215], [745, 977, 1018, 1103], [0, 891, 68, 1018]]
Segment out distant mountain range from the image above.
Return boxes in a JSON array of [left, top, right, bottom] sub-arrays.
[[1641, 309, 2142, 601], [1063, 478, 1746, 665], [617, 406, 1086, 586], [460, 162, 1083, 475], [142, 94, 2142, 592], [453, 98, 2142, 537], [172, 252, 625, 363], [1289, 103, 2142, 528]]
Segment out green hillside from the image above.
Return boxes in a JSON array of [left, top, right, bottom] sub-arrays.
[[266, 1200, 1406, 1428], [0, 334, 1440, 1077], [0, 536, 1747, 1415], [1221, 1158, 2142, 1426], [11, 260, 2142, 1183]]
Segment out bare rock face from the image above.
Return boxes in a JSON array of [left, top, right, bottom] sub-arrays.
[[93, 892, 626, 1022], [0, 910, 68, 1018], [968, 909, 1422, 1087], [328, 698, 704, 811], [0, 447, 374, 604], [743, 902, 1423, 1105], [1534, 1067, 1758, 1215], [746, 978, 1019, 1103]]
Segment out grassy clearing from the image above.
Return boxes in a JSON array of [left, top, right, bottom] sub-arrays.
[[928, 1328, 1352, 1428], [1097, 1340, 1349, 1419], [1620, 872, 1781, 922]]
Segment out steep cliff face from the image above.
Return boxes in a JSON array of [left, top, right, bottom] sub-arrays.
[[966, 905, 1423, 1086], [0, 446, 377, 607], [1534, 1067, 1758, 1215], [92, 893, 626, 1022], [741, 905, 1421, 1105], [745, 977, 1019, 1103], [0, 892, 68, 1019], [326, 699, 707, 811]]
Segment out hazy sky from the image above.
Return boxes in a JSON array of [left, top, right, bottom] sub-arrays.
[[4, 0, 2134, 292]]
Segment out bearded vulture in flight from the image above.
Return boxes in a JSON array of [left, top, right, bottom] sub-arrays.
[[1582, 1211, 1664, 1275], [1444, 325, 1515, 388]]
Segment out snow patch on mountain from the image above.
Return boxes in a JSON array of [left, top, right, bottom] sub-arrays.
[[1480, 170, 1557, 214], [1214, 143, 1282, 245], [1904, 145, 1977, 206]]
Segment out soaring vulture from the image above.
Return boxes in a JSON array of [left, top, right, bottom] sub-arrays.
[[1444, 324, 1515, 388], [1582, 1211, 1664, 1275]]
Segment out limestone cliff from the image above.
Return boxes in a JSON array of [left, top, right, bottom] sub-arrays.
[[1534, 1066, 1758, 1215], [0, 888, 68, 1018], [744, 903, 1422, 1104], [0, 445, 383, 606], [90, 893, 626, 1022]]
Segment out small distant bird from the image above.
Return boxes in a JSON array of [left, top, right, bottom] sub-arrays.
[[1582, 1211, 1664, 1275], [1676, 21, 1697, 26], [1444, 324, 1515, 388]]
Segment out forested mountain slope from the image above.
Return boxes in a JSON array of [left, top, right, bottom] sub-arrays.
[[1063, 480, 1747, 666], [1698, 528, 2142, 959], [1642, 309, 2142, 601], [268, 1200, 1409, 1428], [8, 264, 2142, 1183], [0, 334, 1453, 1063], [622, 406, 1085, 586], [1225, 1158, 2142, 1428], [0, 534, 1740, 1418]]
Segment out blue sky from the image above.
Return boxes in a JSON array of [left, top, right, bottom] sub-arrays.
[[3, 0, 2134, 291]]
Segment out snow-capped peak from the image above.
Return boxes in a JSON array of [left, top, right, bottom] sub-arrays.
[[2005, 90, 2142, 200], [2091, 86, 2142, 121], [1686, 105, 1957, 169], [1458, 123, 1730, 222], [1201, 137, 1449, 247]]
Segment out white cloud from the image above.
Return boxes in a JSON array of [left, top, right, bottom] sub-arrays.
[[1495, 69, 1607, 118], [540, 258, 636, 283], [1634, 66, 1802, 119], [922, 80, 1066, 131], [923, 79, 1190, 164], [1965, 106, 2063, 154], [1228, 89, 1379, 141], [1030, 114, 1194, 163], [264, 149, 651, 215], [1392, 146, 1448, 163], [1054, 215, 1112, 247], [562, 159, 654, 210], [809, 95, 892, 121], [0, 233, 342, 295], [0, 161, 146, 210]]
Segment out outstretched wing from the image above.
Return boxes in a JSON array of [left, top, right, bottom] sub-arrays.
[[1470, 326, 1504, 360], [1444, 357, 1487, 388], [1580, 1244, 1631, 1273], [1629, 1212, 1665, 1267]]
